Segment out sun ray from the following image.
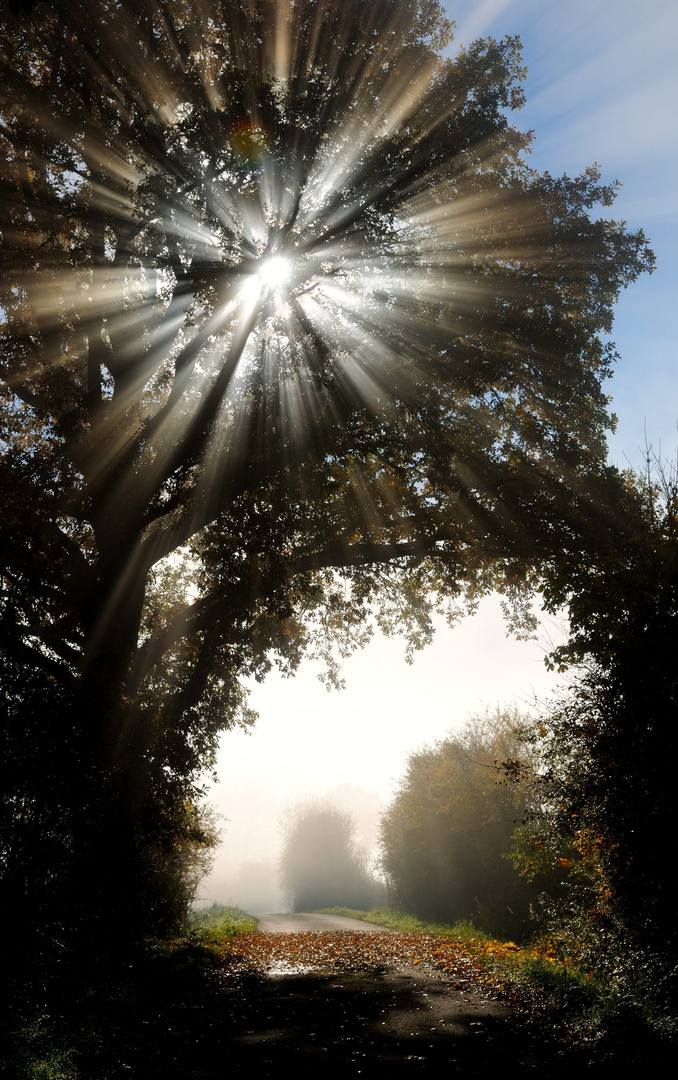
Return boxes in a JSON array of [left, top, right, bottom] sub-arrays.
[[0, 0, 651, 658]]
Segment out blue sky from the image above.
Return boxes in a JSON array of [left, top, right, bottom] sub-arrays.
[[446, 0, 678, 466], [202, 0, 678, 906]]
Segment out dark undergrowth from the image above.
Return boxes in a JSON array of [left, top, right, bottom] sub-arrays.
[[1, 905, 255, 1080]]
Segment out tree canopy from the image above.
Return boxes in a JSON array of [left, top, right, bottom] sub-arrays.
[[0, 0, 653, 950]]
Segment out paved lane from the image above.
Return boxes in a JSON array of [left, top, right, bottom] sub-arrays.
[[212, 925, 578, 1076], [255, 911, 394, 933]]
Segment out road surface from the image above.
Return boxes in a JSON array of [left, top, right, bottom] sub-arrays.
[[202, 915, 576, 1075], [121, 912, 652, 1075], [254, 911, 394, 933]]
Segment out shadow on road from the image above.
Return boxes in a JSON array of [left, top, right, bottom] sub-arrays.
[[74, 927, 668, 1078], [118, 961, 581, 1077], [209, 967, 571, 1077]]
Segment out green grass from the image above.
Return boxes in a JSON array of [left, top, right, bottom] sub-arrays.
[[9, 1016, 85, 1080], [140, 904, 257, 978], [315, 905, 487, 941], [186, 902, 257, 938]]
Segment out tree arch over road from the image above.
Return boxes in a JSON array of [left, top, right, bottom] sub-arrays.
[[0, 0, 652, 952]]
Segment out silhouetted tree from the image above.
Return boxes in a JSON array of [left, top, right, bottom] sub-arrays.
[[0, 0, 652, 958]]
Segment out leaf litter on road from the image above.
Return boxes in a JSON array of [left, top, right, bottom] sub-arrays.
[[220, 930, 493, 990]]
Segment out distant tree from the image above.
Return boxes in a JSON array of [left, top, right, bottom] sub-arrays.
[[279, 799, 381, 912], [0, 0, 652, 956], [379, 709, 545, 938]]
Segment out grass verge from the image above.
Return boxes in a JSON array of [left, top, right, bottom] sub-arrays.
[[178, 902, 258, 951]]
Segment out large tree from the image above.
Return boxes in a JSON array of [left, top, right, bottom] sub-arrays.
[[0, 0, 652, 949]]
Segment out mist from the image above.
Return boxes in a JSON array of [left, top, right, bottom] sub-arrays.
[[192, 598, 565, 913], [195, 782, 383, 913]]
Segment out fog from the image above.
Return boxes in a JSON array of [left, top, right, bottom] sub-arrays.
[[195, 595, 566, 912]]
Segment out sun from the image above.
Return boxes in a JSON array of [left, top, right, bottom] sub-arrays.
[[257, 253, 293, 292]]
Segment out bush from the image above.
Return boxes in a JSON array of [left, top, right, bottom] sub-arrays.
[[524, 463, 678, 1003]]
